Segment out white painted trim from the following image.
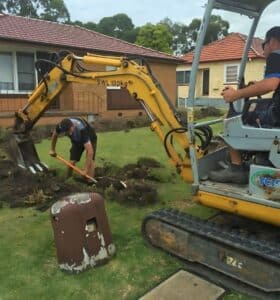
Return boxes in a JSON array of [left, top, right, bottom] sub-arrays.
[[13, 51, 18, 91], [0, 49, 37, 94], [224, 63, 240, 84], [176, 66, 192, 71], [0, 90, 30, 95], [176, 69, 191, 85], [34, 52, 38, 85], [106, 86, 121, 90]]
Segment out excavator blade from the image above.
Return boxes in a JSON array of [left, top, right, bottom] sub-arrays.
[[8, 134, 48, 174]]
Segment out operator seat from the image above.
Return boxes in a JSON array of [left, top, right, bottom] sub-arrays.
[[221, 113, 280, 168]]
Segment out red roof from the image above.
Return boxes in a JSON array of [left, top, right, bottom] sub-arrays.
[[183, 33, 264, 64], [0, 14, 183, 62]]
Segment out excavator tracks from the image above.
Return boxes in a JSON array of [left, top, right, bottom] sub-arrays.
[[142, 208, 280, 297]]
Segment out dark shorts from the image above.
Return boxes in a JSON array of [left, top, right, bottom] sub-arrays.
[[70, 127, 97, 162], [243, 100, 280, 128]]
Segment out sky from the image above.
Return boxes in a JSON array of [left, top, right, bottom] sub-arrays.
[[63, 0, 280, 38]]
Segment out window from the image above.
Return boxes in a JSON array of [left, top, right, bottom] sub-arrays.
[[17, 52, 35, 91], [0, 53, 14, 90], [225, 64, 239, 83], [176, 70, 190, 85], [0, 51, 36, 93]]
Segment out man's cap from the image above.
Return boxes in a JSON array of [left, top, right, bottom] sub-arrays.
[[58, 118, 73, 132], [265, 26, 280, 42]]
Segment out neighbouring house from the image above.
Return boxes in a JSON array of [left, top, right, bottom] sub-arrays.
[[0, 14, 184, 127], [176, 33, 265, 107]]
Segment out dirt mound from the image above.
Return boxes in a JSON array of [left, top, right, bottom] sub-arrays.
[[105, 181, 159, 206], [0, 162, 93, 209], [93, 115, 150, 132], [0, 156, 165, 210]]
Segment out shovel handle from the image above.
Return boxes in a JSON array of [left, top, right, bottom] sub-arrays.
[[54, 154, 98, 183]]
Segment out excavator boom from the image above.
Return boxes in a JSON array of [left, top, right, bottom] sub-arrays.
[[11, 52, 208, 178]]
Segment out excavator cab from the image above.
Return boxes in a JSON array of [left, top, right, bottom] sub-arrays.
[[143, 0, 280, 297], [186, 0, 280, 211]]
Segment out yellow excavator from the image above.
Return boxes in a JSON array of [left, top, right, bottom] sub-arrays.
[[11, 0, 280, 298]]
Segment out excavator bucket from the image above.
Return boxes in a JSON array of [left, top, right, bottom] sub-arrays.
[[8, 134, 48, 174]]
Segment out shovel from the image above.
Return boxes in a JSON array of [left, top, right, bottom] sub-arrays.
[[53, 154, 127, 189], [54, 154, 98, 183]]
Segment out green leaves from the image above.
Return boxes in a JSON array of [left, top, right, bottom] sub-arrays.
[[96, 13, 138, 43], [160, 15, 229, 55], [0, 0, 70, 22], [136, 23, 173, 54]]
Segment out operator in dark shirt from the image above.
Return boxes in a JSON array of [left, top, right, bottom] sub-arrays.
[[209, 26, 280, 184], [49, 117, 97, 179]]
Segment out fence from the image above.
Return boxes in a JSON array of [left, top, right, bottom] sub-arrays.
[[177, 97, 228, 109]]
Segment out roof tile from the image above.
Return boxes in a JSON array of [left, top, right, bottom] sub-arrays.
[[183, 33, 264, 63], [0, 14, 183, 62]]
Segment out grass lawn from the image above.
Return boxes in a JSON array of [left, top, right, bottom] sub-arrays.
[[0, 126, 248, 300]]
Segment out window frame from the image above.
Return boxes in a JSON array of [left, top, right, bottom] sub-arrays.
[[0, 50, 38, 94], [17, 52, 36, 91], [224, 63, 240, 84], [0, 52, 15, 91], [176, 70, 191, 85]]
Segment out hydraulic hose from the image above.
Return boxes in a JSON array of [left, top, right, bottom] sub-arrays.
[[163, 125, 213, 158]]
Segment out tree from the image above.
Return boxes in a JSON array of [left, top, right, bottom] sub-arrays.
[[136, 23, 173, 54], [187, 15, 229, 49], [160, 17, 189, 55], [66, 20, 97, 31], [96, 13, 138, 43], [39, 0, 70, 23], [0, 0, 38, 18], [160, 15, 229, 55], [0, 0, 70, 23]]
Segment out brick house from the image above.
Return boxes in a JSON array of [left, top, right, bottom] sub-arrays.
[[177, 33, 265, 106], [0, 14, 183, 127]]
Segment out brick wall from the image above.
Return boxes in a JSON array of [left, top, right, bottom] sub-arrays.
[[0, 96, 27, 112], [0, 60, 178, 127]]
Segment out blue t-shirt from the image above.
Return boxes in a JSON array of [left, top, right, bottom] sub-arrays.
[[56, 118, 94, 144], [242, 50, 280, 126], [264, 50, 280, 80], [69, 118, 90, 144]]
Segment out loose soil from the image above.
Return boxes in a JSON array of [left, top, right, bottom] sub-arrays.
[[0, 149, 164, 210], [0, 107, 222, 211]]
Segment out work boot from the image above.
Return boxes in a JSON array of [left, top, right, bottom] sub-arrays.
[[208, 164, 248, 184]]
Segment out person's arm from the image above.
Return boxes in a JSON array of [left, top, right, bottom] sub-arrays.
[[49, 131, 58, 156], [222, 77, 280, 102], [83, 141, 94, 177]]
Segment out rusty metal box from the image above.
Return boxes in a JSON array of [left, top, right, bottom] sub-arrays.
[[50, 192, 116, 273]]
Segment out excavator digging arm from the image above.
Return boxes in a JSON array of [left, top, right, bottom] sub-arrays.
[[13, 52, 207, 178]]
